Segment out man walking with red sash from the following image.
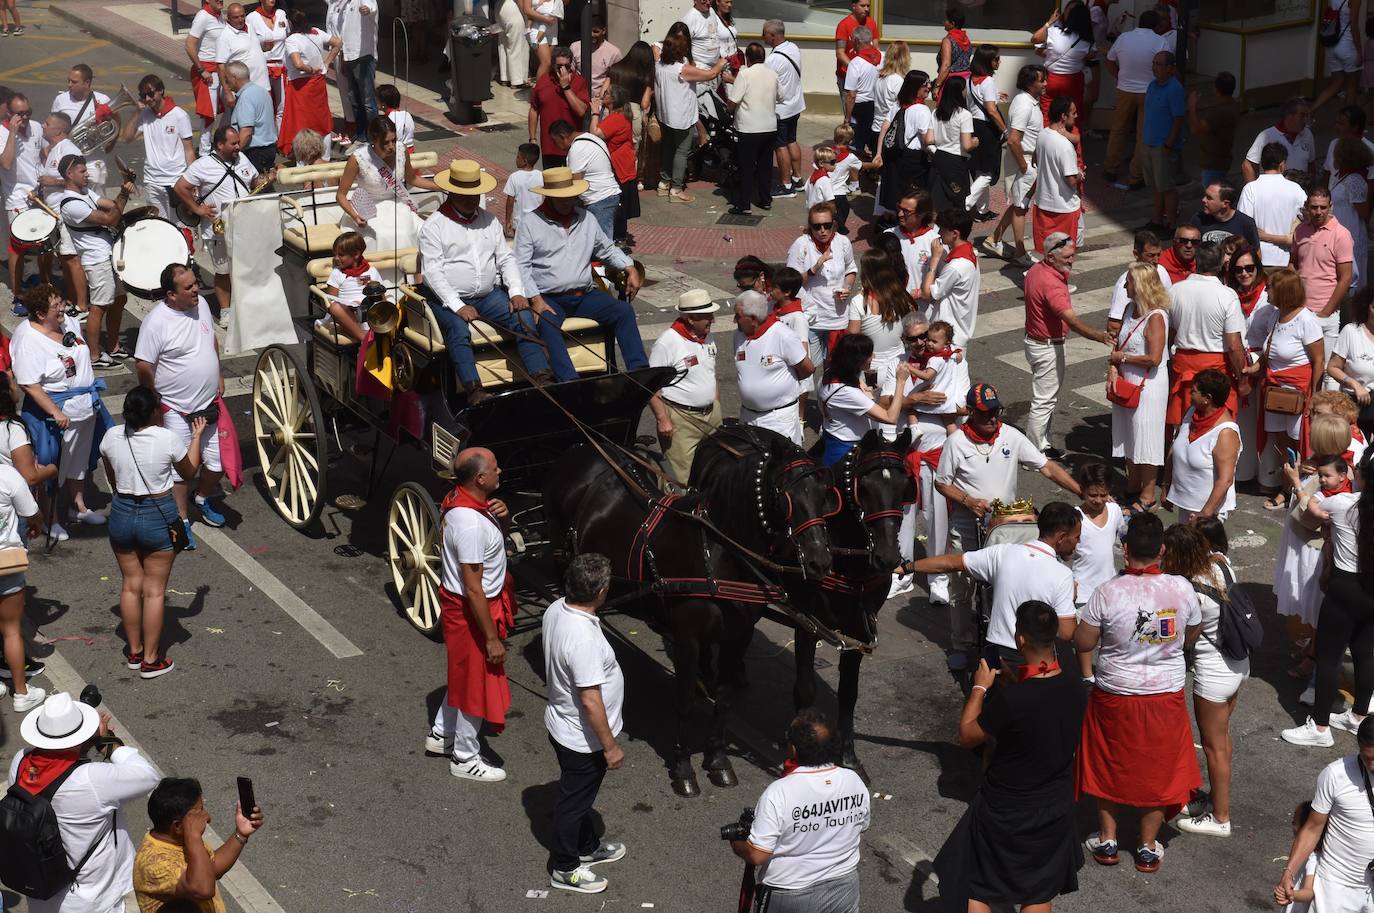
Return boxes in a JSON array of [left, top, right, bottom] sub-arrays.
[[425, 447, 516, 783]]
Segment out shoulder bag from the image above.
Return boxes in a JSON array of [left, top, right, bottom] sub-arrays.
[[125, 433, 188, 554], [1262, 321, 1308, 415], [1106, 310, 1155, 408], [1320, 0, 1348, 46]]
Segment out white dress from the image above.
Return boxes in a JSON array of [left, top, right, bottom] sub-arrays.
[[1235, 291, 1272, 484], [1329, 171, 1368, 290], [341, 146, 422, 253], [1273, 474, 1328, 625], [1110, 307, 1168, 466]]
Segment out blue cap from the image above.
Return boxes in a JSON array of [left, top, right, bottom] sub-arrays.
[[966, 383, 1002, 413]]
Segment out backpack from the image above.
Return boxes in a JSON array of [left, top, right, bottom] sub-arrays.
[[1191, 562, 1262, 662], [1319, 0, 1347, 46], [0, 756, 114, 900]]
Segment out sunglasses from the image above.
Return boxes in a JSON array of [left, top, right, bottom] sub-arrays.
[[810, 221, 834, 231], [1236, 263, 1258, 273], [140, 91, 159, 99], [896, 206, 917, 215], [1047, 236, 1072, 254], [1174, 237, 1198, 245], [902, 333, 927, 344]]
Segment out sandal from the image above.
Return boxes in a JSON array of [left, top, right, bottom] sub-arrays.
[[1263, 491, 1289, 510], [1124, 499, 1159, 517]]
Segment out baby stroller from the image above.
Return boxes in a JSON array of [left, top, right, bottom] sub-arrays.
[[969, 499, 1039, 673], [685, 88, 739, 199]]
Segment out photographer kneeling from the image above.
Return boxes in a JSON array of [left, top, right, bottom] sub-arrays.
[[727, 709, 871, 913]]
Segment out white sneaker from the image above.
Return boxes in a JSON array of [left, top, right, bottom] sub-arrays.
[[0, 679, 8, 699], [1330, 710, 1365, 734], [11, 685, 45, 712], [888, 572, 915, 599], [1175, 812, 1231, 837], [449, 754, 506, 782], [47, 522, 69, 542], [550, 865, 608, 893], [75, 510, 106, 526], [1282, 717, 1335, 747], [424, 727, 452, 755], [1299, 683, 1316, 706]]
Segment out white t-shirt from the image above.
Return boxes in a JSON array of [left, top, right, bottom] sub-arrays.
[[190, 9, 225, 62], [1108, 263, 1173, 321], [785, 234, 858, 331], [1007, 92, 1042, 157], [38, 137, 81, 205], [326, 265, 383, 313], [1169, 274, 1246, 351], [441, 505, 507, 598], [1169, 411, 1240, 514], [284, 30, 330, 79], [649, 326, 718, 409], [846, 297, 903, 362], [683, 6, 722, 71], [967, 76, 998, 123], [963, 540, 1077, 649], [887, 225, 939, 294], [805, 172, 835, 208], [133, 297, 221, 413], [1245, 125, 1317, 172], [542, 597, 624, 753], [900, 103, 934, 151], [216, 24, 271, 89], [1326, 491, 1361, 573], [502, 168, 543, 229], [1034, 128, 1080, 213], [1312, 755, 1374, 888], [1107, 28, 1165, 93], [654, 61, 698, 131], [1262, 308, 1324, 371], [135, 106, 193, 187], [929, 256, 980, 346], [0, 421, 32, 470], [99, 426, 189, 496], [1237, 173, 1308, 267], [567, 134, 620, 205], [1333, 322, 1374, 390], [934, 422, 1047, 505], [0, 463, 37, 550], [735, 322, 807, 411], [747, 765, 870, 890], [915, 350, 969, 415], [180, 152, 259, 240], [247, 8, 288, 64], [1082, 572, 1200, 694], [820, 382, 875, 442], [843, 54, 879, 104], [873, 73, 902, 128], [11, 314, 94, 419], [50, 90, 111, 129], [57, 189, 114, 268], [831, 152, 861, 196], [0, 123, 44, 209], [1071, 503, 1124, 604], [766, 42, 805, 120], [1044, 24, 1093, 74], [933, 108, 972, 157]]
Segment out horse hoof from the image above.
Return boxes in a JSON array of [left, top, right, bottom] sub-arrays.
[[672, 775, 701, 798], [707, 766, 738, 788]]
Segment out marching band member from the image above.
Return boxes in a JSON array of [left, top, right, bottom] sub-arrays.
[[54, 154, 132, 368], [35, 113, 85, 316], [647, 289, 721, 481], [50, 65, 115, 166], [732, 289, 814, 445], [417, 160, 551, 405], [216, 3, 271, 94], [1, 94, 45, 307], [173, 125, 265, 328], [186, 0, 226, 157], [116, 75, 194, 220], [246, 0, 288, 126]]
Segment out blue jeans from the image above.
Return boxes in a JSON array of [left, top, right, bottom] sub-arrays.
[[584, 197, 617, 241], [1200, 168, 1228, 189], [344, 55, 378, 136], [428, 287, 549, 384], [109, 493, 178, 552], [537, 289, 648, 382]]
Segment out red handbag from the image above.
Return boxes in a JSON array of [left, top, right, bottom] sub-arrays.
[[1106, 311, 1153, 408]]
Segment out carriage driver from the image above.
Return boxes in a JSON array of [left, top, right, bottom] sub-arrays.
[[513, 166, 648, 383], [926, 383, 1081, 672], [418, 160, 552, 406]]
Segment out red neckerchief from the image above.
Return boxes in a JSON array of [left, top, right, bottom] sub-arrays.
[[1355, 426, 1367, 445], [1324, 476, 1355, 496], [945, 241, 977, 266], [809, 168, 829, 185], [774, 298, 804, 317], [538, 200, 576, 229], [254, 5, 275, 22], [1236, 278, 1265, 317], [900, 225, 934, 243], [811, 235, 831, 256], [834, 144, 850, 162], [746, 313, 779, 341], [201, 1, 216, 12], [440, 485, 498, 526], [972, 75, 991, 85], [963, 419, 1001, 445], [856, 46, 882, 66], [1188, 405, 1230, 442], [925, 346, 956, 360], [1275, 120, 1300, 143], [1159, 246, 1196, 284], [340, 257, 372, 278], [155, 96, 178, 118], [438, 200, 480, 225], [671, 318, 709, 343], [17, 749, 81, 796], [382, 106, 399, 116], [1016, 658, 1060, 681], [1124, 563, 1163, 575], [946, 28, 971, 51]]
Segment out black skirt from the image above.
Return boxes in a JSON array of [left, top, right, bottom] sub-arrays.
[[932, 790, 1083, 906], [970, 118, 1003, 182], [930, 149, 970, 213], [618, 179, 641, 220]]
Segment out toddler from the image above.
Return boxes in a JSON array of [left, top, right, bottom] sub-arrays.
[[503, 143, 543, 239], [805, 143, 837, 209], [906, 320, 967, 435], [830, 125, 861, 235], [322, 230, 382, 343], [769, 266, 810, 416], [1277, 801, 1321, 913], [525, 0, 563, 48]]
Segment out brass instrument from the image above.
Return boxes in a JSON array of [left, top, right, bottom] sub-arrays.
[[70, 85, 138, 155], [363, 282, 400, 335], [212, 173, 276, 236]]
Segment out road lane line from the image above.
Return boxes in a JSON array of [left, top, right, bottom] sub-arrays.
[[193, 527, 365, 659], [40, 651, 290, 913]]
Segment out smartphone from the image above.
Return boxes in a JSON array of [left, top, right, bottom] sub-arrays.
[[236, 777, 256, 815], [1286, 447, 1300, 466]]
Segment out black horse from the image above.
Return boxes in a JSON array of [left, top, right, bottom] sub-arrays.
[[788, 428, 913, 784], [544, 435, 836, 797]]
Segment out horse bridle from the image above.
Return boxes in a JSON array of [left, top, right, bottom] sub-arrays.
[[834, 449, 910, 558], [755, 457, 841, 575]]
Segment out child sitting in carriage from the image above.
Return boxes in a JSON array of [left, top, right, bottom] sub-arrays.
[[321, 230, 382, 344]]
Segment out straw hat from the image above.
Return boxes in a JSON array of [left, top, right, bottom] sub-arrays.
[[532, 166, 589, 198], [434, 159, 498, 196], [20, 692, 100, 751], [676, 289, 719, 315]]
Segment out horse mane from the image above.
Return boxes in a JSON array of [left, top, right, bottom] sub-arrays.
[[692, 423, 795, 544]]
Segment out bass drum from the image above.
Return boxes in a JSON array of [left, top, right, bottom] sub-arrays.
[[113, 216, 195, 299], [9, 208, 59, 255]]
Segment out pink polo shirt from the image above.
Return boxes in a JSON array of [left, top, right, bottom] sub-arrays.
[[1293, 217, 1354, 314], [1023, 260, 1074, 340]]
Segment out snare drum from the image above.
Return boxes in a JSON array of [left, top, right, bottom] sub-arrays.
[[113, 216, 195, 299], [9, 208, 59, 255]]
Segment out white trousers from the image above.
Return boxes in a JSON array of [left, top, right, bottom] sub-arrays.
[[142, 184, 174, 219], [1023, 337, 1066, 452], [1318, 309, 1342, 390], [966, 173, 992, 213], [432, 696, 484, 760], [495, 0, 530, 86], [741, 403, 803, 445], [1313, 872, 1374, 912]]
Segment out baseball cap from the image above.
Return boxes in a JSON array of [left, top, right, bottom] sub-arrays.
[[966, 383, 1002, 413]]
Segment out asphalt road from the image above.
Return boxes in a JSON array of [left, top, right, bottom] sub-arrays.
[[0, 7, 1354, 913]]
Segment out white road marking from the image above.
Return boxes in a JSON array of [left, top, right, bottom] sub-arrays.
[[41, 651, 289, 913], [193, 526, 365, 659], [995, 334, 1114, 375], [975, 285, 1114, 338]]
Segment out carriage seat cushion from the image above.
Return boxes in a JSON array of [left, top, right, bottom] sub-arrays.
[[306, 249, 419, 282], [311, 320, 357, 348], [400, 307, 604, 355], [283, 222, 344, 256]]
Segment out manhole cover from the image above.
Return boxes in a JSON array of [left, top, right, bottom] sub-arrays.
[[717, 212, 764, 227], [334, 494, 366, 510], [333, 544, 364, 558]]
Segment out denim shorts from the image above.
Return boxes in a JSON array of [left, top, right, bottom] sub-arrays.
[[108, 493, 177, 552], [0, 571, 25, 597]]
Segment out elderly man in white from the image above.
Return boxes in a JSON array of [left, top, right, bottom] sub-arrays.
[[648, 289, 721, 482], [732, 290, 814, 444]]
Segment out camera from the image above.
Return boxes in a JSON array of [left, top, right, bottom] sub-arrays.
[[720, 808, 754, 842]]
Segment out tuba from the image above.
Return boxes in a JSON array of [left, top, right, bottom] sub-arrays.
[[70, 86, 138, 155]]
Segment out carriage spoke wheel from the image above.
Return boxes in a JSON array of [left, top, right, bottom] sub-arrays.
[[252, 345, 328, 530], [387, 482, 442, 635]]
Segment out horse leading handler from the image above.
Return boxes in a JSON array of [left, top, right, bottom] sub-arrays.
[[425, 447, 515, 783]]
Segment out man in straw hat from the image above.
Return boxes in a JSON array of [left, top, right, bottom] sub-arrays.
[[648, 288, 720, 480], [419, 159, 551, 404], [6, 691, 160, 912], [514, 166, 647, 383]]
